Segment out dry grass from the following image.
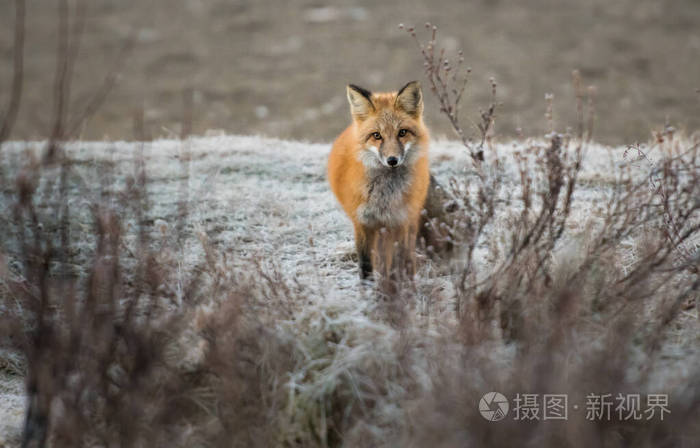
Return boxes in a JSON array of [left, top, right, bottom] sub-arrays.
[[1, 131, 697, 448]]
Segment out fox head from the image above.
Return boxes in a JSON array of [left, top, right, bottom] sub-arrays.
[[346, 81, 427, 169]]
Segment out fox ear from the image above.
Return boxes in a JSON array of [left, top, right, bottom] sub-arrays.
[[347, 84, 374, 120], [395, 81, 423, 117]]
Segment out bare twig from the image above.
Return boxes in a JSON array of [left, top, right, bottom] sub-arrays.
[[400, 23, 489, 163]]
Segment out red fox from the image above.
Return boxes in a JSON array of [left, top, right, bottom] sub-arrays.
[[328, 81, 430, 279]]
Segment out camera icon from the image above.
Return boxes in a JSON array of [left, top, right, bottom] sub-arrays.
[[479, 392, 509, 421]]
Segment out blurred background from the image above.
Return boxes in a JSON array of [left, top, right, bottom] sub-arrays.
[[1, 0, 699, 144]]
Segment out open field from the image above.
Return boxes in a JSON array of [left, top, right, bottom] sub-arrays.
[[1, 0, 699, 144], [1, 134, 698, 446]]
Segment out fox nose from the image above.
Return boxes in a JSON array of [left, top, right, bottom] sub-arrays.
[[387, 156, 399, 167]]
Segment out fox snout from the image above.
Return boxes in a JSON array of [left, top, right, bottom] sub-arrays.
[[365, 143, 407, 168], [381, 143, 404, 167], [382, 153, 403, 168], [380, 141, 412, 168]]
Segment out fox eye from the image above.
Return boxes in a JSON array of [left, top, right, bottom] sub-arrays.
[[398, 129, 408, 137], [371, 132, 382, 140]]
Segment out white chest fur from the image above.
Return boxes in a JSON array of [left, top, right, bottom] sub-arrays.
[[356, 166, 411, 228]]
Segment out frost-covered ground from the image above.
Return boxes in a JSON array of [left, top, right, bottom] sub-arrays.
[[0, 134, 627, 291], [0, 135, 697, 445]]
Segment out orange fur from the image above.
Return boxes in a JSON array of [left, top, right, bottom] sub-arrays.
[[328, 81, 430, 279]]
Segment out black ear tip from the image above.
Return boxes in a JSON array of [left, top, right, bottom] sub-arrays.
[[348, 84, 373, 102], [398, 80, 422, 96]]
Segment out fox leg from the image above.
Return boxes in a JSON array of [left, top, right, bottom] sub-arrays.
[[354, 224, 374, 279], [373, 227, 398, 279], [404, 221, 418, 278], [389, 224, 413, 280], [358, 224, 416, 282]]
